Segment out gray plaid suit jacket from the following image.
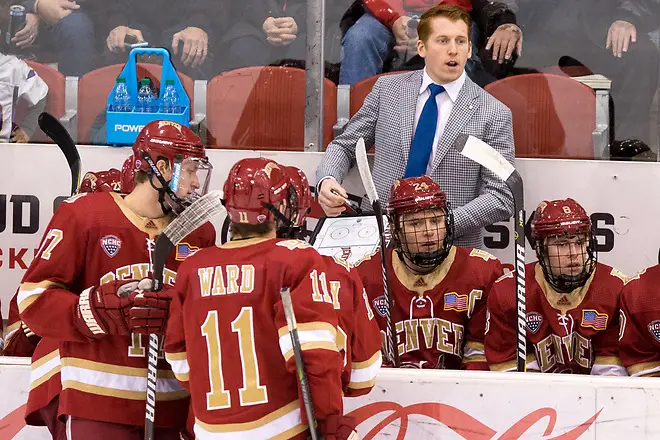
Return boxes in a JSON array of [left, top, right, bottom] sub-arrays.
[[316, 69, 515, 249]]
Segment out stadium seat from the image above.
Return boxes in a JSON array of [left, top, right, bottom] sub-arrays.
[[15, 61, 66, 142], [206, 66, 337, 151], [77, 64, 195, 144], [334, 72, 399, 151], [484, 73, 606, 159]]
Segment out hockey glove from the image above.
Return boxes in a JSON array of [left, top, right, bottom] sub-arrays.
[[74, 280, 140, 339], [130, 278, 174, 335], [318, 415, 359, 440]]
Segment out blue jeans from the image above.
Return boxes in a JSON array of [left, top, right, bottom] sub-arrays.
[[339, 11, 482, 86], [48, 11, 95, 77]]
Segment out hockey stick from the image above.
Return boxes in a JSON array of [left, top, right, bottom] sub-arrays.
[[355, 137, 399, 367], [145, 190, 225, 440], [38, 112, 81, 196], [279, 287, 319, 440], [454, 134, 526, 372]]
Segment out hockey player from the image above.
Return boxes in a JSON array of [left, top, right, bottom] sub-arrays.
[[618, 266, 660, 376], [3, 162, 130, 440], [17, 120, 216, 439], [165, 157, 357, 440], [356, 176, 503, 369], [485, 198, 627, 375], [280, 164, 382, 396]]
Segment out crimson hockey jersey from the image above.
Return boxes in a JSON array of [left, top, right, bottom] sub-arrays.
[[356, 246, 503, 369], [486, 262, 627, 375], [165, 238, 345, 440], [18, 191, 216, 428], [619, 265, 660, 376], [323, 256, 382, 396]]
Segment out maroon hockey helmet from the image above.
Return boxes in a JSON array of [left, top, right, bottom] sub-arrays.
[[387, 176, 454, 272], [78, 169, 122, 193], [532, 198, 597, 292], [223, 158, 290, 224], [130, 120, 212, 214]]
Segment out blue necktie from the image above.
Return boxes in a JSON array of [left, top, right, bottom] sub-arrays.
[[404, 84, 445, 178]]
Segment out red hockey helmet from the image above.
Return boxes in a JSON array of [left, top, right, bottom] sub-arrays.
[[78, 169, 122, 193], [223, 158, 290, 224], [387, 176, 453, 272], [130, 120, 212, 214], [531, 198, 597, 292]]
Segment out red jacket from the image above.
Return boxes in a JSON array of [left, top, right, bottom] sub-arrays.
[[363, 0, 472, 29]]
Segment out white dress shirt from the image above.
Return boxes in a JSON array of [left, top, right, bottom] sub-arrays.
[[414, 68, 466, 175]]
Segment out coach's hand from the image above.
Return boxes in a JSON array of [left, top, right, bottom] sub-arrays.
[[318, 177, 348, 217], [130, 279, 174, 334]]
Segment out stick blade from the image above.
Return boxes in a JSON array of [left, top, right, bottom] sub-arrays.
[[454, 134, 515, 182], [355, 137, 378, 203], [162, 190, 225, 244], [39, 112, 81, 195]]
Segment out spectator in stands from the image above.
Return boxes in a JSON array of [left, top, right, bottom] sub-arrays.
[[101, 0, 228, 79], [506, 0, 660, 148], [317, 5, 515, 249], [338, 0, 519, 86], [220, 0, 352, 81], [15, 0, 97, 77]]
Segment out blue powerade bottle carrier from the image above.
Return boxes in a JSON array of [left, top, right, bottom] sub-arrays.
[[106, 47, 190, 146]]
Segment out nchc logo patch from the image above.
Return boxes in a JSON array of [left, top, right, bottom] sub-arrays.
[[526, 312, 543, 334], [372, 295, 388, 317], [175, 242, 200, 261], [100, 235, 122, 258], [648, 320, 660, 342]]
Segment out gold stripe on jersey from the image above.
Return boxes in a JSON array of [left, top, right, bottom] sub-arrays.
[[62, 381, 189, 401], [18, 280, 66, 313], [464, 341, 486, 363], [489, 353, 537, 372], [61, 357, 176, 378], [535, 263, 596, 314], [627, 361, 660, 377], [110, 192, 172, 237], [392, 246, 457, 295], [164, 351, 187, 361], [219, 237, 271, 249], [30, 349, 61, 390], [282, 341, 338, 362], [463, 355, 486, 363], [352, 351, 382, 370], [348, 351, 382, 390], [594, 356, 623, 366], [277, 322, 337, 338], [3, 321, 20, 345], [195, 400, 303, 433]]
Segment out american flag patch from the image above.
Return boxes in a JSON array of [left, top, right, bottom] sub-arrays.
[[444, 293, 468, 312], [581, 309, 608, 330], [648, 320, 660, 342], [175, 242, 199, 261]]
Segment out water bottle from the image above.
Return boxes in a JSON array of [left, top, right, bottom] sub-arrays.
[[137, 78, 156, 112], [112, 77, 132, 112], [161, 79, 180, 114]]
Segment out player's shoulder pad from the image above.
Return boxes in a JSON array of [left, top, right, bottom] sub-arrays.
[[494, 270, 515, 284], [468, 248, 498, 262]]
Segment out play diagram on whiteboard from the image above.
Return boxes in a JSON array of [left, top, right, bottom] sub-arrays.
[[310, 215, 389, 266]]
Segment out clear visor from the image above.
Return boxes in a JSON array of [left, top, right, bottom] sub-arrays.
[[169, 156, 213, 204]]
